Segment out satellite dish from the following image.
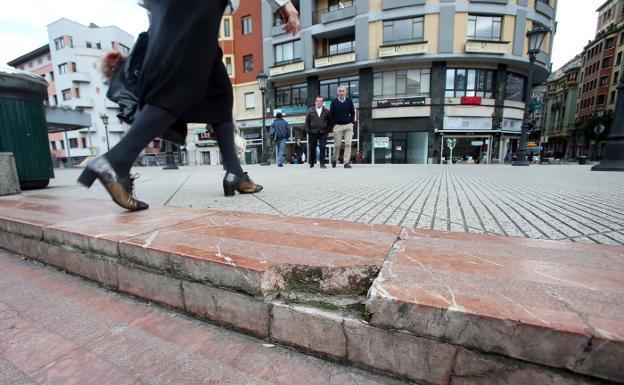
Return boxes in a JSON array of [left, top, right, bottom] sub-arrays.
[[594, 124, 605, 135]]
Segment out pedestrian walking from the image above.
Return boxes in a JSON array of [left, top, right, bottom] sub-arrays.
[[270, 112, 291, 167], [329, 85, 355, 169], [305, 96, 331, 168], [77, 0, 300, 210]]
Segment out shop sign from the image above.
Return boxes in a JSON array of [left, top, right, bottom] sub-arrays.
[[465, 40, 508, 55], [471, 140, 484, 146], [379, 42, 428, 58], [269, 60, 304, 76], [460, 96, 482, 105], [279, 106, 308, 115], [374, 137, 390, 149], [314, 51, 356, 68], [243, 133, 261, 139], [376, 97, 426, 108]]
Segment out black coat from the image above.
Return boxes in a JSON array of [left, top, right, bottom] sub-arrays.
[[138, 0, 232, 127], [305, 107, 331, 134]]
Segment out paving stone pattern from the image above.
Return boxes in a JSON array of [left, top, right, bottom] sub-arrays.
[[33, 165, 624, 245], [0, 249, 409, 385]]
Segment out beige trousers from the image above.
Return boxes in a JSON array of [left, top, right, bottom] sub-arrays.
[[332, 123, 354, 163]]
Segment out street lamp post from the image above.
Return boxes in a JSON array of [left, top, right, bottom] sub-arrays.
[[592, 64, 624, 171], [513, 24, 550, 166], [163, 140, 179, 170], [100, 114, 110, 152], [256, 71, 270, 166]]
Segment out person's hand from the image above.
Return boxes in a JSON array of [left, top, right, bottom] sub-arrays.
[[280, 2, 300, 36]]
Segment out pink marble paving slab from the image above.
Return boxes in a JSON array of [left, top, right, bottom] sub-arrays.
[[120, 211, 401, 295], [0, 194, 120, 237], [367, 228, 624, 382]]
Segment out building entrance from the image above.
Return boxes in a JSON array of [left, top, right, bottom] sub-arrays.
[[441, 136, 491, 164]]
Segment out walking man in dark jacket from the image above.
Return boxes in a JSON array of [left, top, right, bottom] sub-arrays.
[[305, 96, 331, 168], [270, 112, 290, 167], [329, 85, 355, 168]]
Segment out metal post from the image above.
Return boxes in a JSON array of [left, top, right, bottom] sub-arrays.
[[260, 90, 270, 166], [64, 131, 72, 167], [163, 140, 179, 170], [514, 55, 535, 166], [104, 124, 110, 151], [592, 64, 624, 171]]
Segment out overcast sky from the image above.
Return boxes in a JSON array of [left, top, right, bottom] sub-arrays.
[[0, 0, 603, 70]]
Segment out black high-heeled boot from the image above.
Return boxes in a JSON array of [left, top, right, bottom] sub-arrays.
[[223, 172, 263, 196], [77, 156, 149, 211]]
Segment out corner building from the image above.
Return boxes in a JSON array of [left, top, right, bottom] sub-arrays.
[[261, 0, 556, 164]]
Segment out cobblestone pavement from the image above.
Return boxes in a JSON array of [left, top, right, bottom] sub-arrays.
[[31, 164, 624, 245]]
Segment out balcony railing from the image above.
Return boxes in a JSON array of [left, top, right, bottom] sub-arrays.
[[313, 3, 355, 24]]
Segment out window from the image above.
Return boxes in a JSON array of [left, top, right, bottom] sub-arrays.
[[62, 89, 72, 101], [319, 76, 359, 100], [53, 95, 58, 105], [615, 72, 620, 85], [54, 37, 64, 50], [273, 10, 285, 26], [74, 87, 80, 99], [69, 138, 78, 148], [58, 63, 68, 75], [49, 71, 54, 81], [243, 55, 254, 73], [86, 41, 92, 48], [597, 94, 606, 105], [602, 57, 611, 68], [275, 83, 308, 107], [96, 42, 101, 49], [71, 62, 77, 72], [327, 36, 355, 55], [606, 37, 615, 49], [616, 52, 622, 66], [119, 44, 130, 55], [383, 17, 424, 44], [467, 15, 502, 41], [274, 40, 302, 64], [328, 0, 353, 11], [37, 58, 42, 64], [81, 138, 87, 148], [373, 68, 431, 98], [223, 18, 231, 37], [225, 57, 233, 75], [505, 73, 526, 101], [67, 36, 73, 48], [446, 69, 495, 98], [610, 91, 616, 104], [242, 16, 252, 35], [244, 92, 255, 109], [599, 76, 609, 87], [60, 140, 65, 150], [620, 32, 624, 45], [50, 141, 57, 151]]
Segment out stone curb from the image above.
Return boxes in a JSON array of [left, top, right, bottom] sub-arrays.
[[0, 229, 615, 385]]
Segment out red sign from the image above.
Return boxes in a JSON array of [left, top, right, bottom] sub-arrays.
[[461, 96, 482, 105]]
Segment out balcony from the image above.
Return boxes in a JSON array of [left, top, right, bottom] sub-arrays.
[[382, 0, 425, 10], [314, 4, 355, 24], [106, 123, 126, 133], [314, 51, 356, 68], [63, 98, 94, 109], [269, 60, 305, 77], [104, 99, 119, 109], [379, 41, 428, 58], [535, 0, 555, 18], [69, 72, 91, 83], [465, 40, 509, 55]]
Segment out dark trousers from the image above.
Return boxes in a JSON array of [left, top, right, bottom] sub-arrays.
[[308, 132, 327, 165]]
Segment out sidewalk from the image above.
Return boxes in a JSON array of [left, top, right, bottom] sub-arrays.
[[33, 164, 624, 245], [0, 249, 406, 385]]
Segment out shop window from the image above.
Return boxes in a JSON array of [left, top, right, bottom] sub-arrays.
[[467, 15, 502, 41], [373, 68, 431, 98], [446, 68, 495, 98], [505, 72, 526, 102], [383, 17, 424, 44]]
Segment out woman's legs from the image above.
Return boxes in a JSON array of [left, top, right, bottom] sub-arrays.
[[105, 104, 177, 177], [213, 121, 244, 177]]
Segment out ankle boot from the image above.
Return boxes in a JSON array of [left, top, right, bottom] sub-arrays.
[[223, 172, 263, 196], [77, 156, 149, 211]]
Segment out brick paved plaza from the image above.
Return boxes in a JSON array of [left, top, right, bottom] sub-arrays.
[[33, 164, 624, 245]]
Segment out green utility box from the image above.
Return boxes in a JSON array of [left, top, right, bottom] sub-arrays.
[[0, 68, 54, 189]]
